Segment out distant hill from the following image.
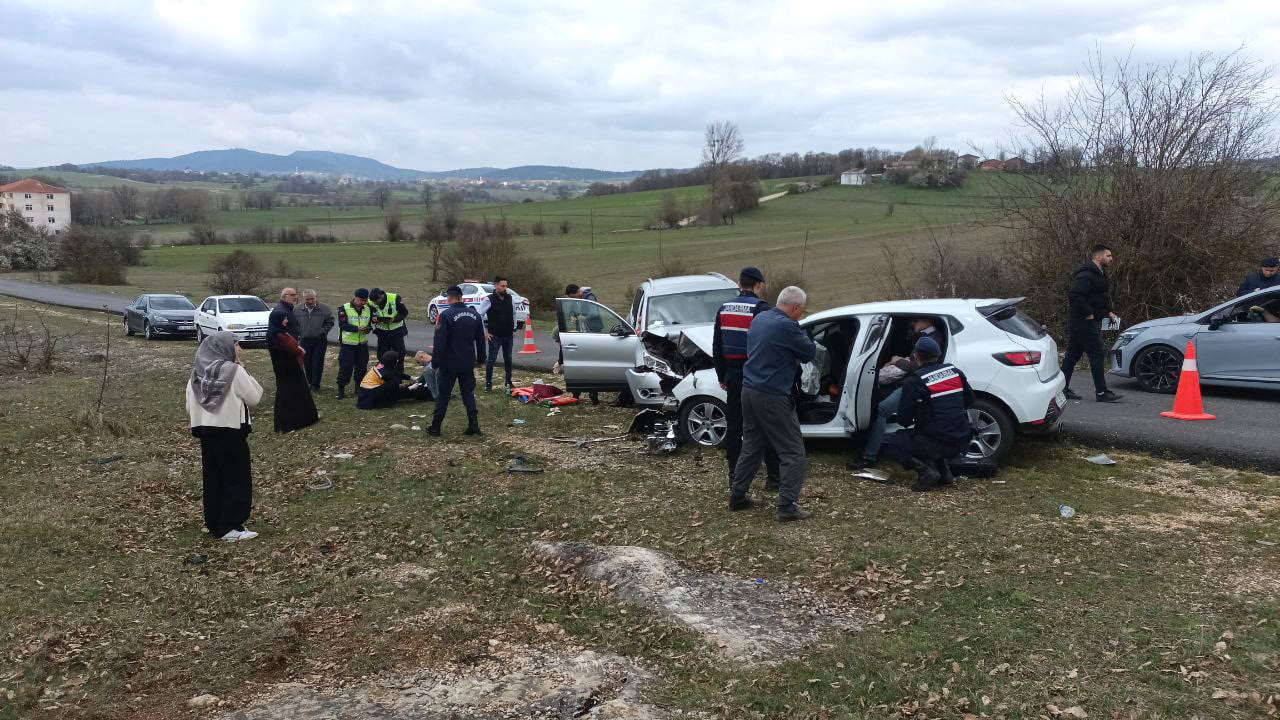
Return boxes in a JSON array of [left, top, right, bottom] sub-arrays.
[[80, 149, 641, 182]]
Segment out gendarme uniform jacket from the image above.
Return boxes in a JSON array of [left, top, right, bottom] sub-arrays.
[[895, 361, 975, 445], [712, 290, 770, 384], [431, 302, 487, 373]]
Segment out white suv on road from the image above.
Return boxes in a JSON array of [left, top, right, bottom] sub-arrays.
[[628, 297, 1067, 463], [195, 295, 272, 345]]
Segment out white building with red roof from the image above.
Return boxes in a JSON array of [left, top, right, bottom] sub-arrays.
[[0, 178, 72, 233]]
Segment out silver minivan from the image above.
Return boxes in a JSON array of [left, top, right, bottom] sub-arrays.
[[555, 273, 738, 394]]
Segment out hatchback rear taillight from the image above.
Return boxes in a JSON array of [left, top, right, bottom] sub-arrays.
[[992, 350, 1042, 366]]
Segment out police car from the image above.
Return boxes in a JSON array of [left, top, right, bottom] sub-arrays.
[[427, 281, 530, 327]]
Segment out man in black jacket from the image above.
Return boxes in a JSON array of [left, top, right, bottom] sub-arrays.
[[483, 276, 516, 391], [1061, 244, 1123, 402], [1236, 258, 1279, 297], [882, 336, 974, 492], [429, 285, 487, 437]]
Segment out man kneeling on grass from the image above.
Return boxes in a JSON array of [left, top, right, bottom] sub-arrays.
[[356, 351, 432, 409], [880, 336, 975, 492]]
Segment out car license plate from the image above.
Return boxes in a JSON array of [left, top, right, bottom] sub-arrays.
[[1056, 391, 1067, 407], [179, 324, 194, 330], [248, 332, 265, 339]]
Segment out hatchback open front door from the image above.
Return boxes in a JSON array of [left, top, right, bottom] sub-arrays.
[[555, 298, 638, 393]]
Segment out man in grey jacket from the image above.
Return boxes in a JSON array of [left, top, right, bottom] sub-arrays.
[[729, 286, 816, 521], [295, 289, 335, 391]]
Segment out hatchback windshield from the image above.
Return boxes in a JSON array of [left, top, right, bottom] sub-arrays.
[[218, 297, 269, 313], [647, 288, 739, 327], [149, 296, 194, 310]]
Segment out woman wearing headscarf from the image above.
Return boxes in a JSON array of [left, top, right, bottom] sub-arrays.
[[185, 331, 263, 542], [267, 288, 319, 432]]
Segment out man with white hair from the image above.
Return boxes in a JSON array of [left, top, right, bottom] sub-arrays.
[[729, 285, 816, 521]]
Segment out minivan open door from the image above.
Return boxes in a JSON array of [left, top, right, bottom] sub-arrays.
[[555, 298, 637, 393]]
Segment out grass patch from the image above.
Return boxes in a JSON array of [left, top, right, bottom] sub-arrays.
[[2, 300, 1279, 719]]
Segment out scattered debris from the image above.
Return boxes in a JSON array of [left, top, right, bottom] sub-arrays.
[[548, 435, 628, 448], [410, 425, 422, 431], [1085, 453, 1116, 465], [851, 469, 892, 484], [529, 541, 869, 664], [188, 693, 220, 708], [306, 478, 333, 491], [390, 423, 410, 430], [511, 418, 527, 426], [183, 554, 208, 566], [220, 647, 690, 719], [330, 452, 354, 459], [506, 455, 545, 474], [1059, 504, 1077, 519]]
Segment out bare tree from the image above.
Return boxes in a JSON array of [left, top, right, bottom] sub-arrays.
[[419, 190, 463, 281], [370, 185, 393, 209], [987, 48, 1280, 331], [701, 121, 745, 223], [419, 183, 434, 212]]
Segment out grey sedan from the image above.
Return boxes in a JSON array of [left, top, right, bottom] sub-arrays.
[[1110, 286, 1280, 393]]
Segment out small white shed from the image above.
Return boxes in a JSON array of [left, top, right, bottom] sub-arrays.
[[839, 170, 867, 186]]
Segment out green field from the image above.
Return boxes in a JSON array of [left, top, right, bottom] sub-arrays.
[[4, 300, 1280, 719], [10, 177, 1007, 314]]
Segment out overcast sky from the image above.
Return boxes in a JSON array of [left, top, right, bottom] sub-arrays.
[[3, 0, 1278, 171]]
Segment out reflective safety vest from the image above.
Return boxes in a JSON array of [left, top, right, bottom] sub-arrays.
[[716, 292, 766, 362], [370, 292, 405, 332], [340, 302, 371, 345]]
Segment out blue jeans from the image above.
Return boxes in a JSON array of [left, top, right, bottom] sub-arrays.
[[861, 387, 902, 460], [486, 335, 513, 388], [433, 368, 478, 427]]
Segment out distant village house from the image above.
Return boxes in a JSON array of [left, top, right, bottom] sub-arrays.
[[0, 178, 71, 234], [839, 169, 867, 186]]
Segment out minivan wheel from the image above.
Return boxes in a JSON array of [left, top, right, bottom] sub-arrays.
[[967, 398, 1014, 462], [679, 397, 728, 448], [1134, 345, 1182, 394]]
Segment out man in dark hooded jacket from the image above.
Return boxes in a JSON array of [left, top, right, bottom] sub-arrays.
[[1061, 244, 1122, 403], [1236, 258, 1279, 297]]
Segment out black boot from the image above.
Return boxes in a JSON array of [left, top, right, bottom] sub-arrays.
[[907, 458, 942, 492], [336, 385, 346, 400], [935, 458, 955, 486], [464, 420, 482, 436], [427, 422, 441, 437]]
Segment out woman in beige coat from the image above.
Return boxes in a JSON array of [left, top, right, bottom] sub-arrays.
[[185, 331, 263, 541]]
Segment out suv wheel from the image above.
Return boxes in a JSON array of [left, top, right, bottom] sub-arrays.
[[1134, 345, 1182, 394], [678, 397, 728, 448], [966, 398, 1014, 462]]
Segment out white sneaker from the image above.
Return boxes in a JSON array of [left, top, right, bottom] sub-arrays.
[[220, 530, 244, 542], [237, 529, 259, 541]]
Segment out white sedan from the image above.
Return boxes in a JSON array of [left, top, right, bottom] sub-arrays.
[[628, 297, 1068, 463], [427, 281, 530, 327], [195, 295, 272, 345]]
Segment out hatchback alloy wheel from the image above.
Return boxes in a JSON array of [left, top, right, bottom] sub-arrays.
[[1134, 345, 1183, 394], [680, 398, 728, 447]]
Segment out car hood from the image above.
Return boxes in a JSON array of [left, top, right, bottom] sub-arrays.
[[640, 325, 715, 377], [218, 311, 271, 325], [1126, 314, 1194, 332]]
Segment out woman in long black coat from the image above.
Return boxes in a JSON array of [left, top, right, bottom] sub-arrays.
[[267, 288, 319, 432]]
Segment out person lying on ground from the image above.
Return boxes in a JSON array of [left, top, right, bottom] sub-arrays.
[[411, 350, 439, 400]]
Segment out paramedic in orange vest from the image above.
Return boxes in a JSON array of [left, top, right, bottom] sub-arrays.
[[712, 267, 781, 490]]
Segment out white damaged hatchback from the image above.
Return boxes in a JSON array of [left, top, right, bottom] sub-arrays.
[[627, 298, 1068, 463]]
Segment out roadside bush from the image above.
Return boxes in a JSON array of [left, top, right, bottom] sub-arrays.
[[559, 219, 571, 234], [655, 191, 684, 228], [232, 226, 274, 244], [885, 168, 913, 185], [208, 250, 268, 295], [136, 233, 153, 250], [531, 221, 546, 236], [652, 255, 697, 278], [57, 227, 128, 284], [278, 225, 314, 244], [761, 267, 807, 298], [0, 310, 72, 374], [272, 259, 309, 278], [0, 209, 55, 271], [440, 220, 561, 311], [189, 224, 227, 245]]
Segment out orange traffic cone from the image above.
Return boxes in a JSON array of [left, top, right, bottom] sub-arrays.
[[1160, 340, 1214, 421], [517, 308, 540, 354]]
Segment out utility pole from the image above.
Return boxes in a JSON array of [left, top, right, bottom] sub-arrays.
[[800, 230, 809, 279], [659, 227, 664, 263], [589, 204, 595, 250]]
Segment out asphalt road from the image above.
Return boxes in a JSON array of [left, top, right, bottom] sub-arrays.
[[1058, 372, 1280, 470], [0, 277, 559, 372], [5, 276, 1278, 469]]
